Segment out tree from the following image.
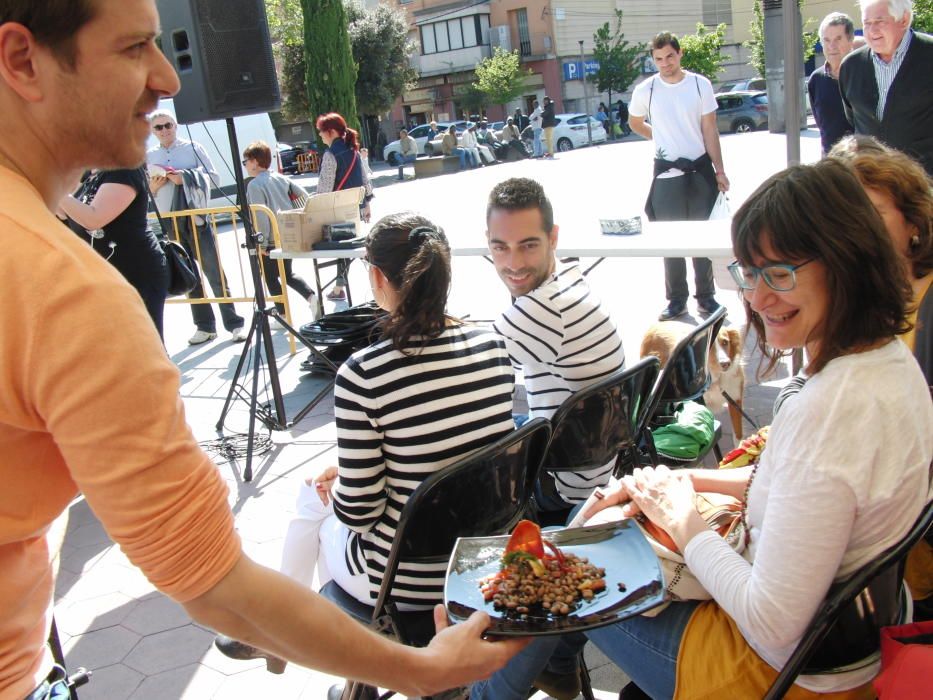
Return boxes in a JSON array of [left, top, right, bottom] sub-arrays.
[[265, 0, 307, 122], [589, 11, 646, 108], [679, 23, 728, 81], [344, 3, 418, 117], [454, 83, 488, 118], [745, 0, 818, 79], [915, 0, 933, 33], [473, 47, 533, 117], [300, 0, 359, 146]]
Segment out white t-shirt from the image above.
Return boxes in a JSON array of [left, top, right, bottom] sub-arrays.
[[685, 340, 933, 692], [629, 72, 717, 178]]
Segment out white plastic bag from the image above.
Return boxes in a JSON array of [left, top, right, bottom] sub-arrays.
[[709, 192, 737, 290], [709, 192, 731, 220]]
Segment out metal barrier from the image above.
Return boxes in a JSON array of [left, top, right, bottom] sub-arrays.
[[149, 203, 298, 354]]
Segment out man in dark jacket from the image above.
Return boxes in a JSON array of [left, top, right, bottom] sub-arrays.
[[838, 0, 933, 175], [541, 97, 557, 158], [808, 12, 855, 154]]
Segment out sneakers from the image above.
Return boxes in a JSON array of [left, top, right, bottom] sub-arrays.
[[697, 296, 722, 315], [230, 326, 247, 343], [658, 301, 688, 321], [188, 329, 217, 345]]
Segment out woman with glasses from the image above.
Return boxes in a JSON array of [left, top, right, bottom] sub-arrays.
[[472, 160, 932, 700], [216, 213, 515, 671]]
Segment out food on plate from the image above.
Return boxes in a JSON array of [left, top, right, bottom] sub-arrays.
[[479, 520, 606, 616], [719, 425, 770, 468]]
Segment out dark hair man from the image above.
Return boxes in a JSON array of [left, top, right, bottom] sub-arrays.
[[0, 2, 525, 698], [838, 0, 933, 175], [485, 177, 626, 511], [629, 32, 729, 321], [808, 12, 856, 154]]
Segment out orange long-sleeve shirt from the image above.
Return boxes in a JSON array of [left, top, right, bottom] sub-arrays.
[[0, 167, 241, 699]]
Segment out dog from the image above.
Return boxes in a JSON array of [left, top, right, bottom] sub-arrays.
[[640, 321, 746, 442]]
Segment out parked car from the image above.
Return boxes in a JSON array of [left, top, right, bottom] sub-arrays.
[[383, 121, 474, 164], [518, 113, 608, 152], [277, 142, 314, 174], [717, 78, 766, 94], [716, 91, 769, 133]]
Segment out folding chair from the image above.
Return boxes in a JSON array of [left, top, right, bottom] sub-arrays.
[[764, 499, 933, 699], [640, 306, 728, 468], [322, 418, 552, 700]]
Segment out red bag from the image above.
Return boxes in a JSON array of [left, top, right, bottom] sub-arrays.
[[873, 621, 933, 698]]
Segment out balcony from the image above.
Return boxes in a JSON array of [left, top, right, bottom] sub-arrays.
[[417, 44, 491, 77], [490, 28, 552, 61]]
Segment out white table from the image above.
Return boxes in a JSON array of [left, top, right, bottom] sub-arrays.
[[270, 218, 735, 260]]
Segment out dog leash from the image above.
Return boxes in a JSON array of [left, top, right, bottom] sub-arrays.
[[723, 390, 760, 431]]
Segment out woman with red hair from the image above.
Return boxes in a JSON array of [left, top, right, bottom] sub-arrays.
[[315, 112, 374, 301]]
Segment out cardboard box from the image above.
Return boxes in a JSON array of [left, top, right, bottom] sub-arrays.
[[276, 186, 364, 252]]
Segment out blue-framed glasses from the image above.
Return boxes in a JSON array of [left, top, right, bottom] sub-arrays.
[[727, 259, 815, 291]]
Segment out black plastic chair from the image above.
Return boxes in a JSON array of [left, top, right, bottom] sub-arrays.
[[640, 306, 727, 468], [324, 418, 552, 700], [764, 498, 933, 699]]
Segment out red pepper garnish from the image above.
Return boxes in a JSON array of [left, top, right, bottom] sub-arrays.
[[544, 540, 566, 567], [504, 519, 545, 559]]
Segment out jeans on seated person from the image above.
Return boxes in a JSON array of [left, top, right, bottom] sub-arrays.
[[470, 600, 699, 700], [398, 153, 416, 179], [464, 147, 480, 168], [450, 147, 468, 170]]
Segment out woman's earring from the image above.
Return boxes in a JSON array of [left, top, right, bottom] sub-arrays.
[[910, 234, 920, 249]]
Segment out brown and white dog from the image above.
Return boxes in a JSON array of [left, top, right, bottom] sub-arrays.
[[640, 321, 746, 442]]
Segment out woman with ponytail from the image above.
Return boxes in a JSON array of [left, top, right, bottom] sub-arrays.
[[216, 212, 515, 670], [315, 112, 374, 300]]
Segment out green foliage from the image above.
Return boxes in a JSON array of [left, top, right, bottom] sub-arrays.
[[745, 0, 818, 79], [345, 2, 419, 117], [473, 47, 533, 113], [679, 23, 728, 81], [265, 0, 308, 121], [589, 11, 646, 103], [914, 0, 933, 33], [455, 83, 487, 116], [300, 0, 359, 147]]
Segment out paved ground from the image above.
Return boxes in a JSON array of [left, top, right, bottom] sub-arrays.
[[55, 128, 821, 699]]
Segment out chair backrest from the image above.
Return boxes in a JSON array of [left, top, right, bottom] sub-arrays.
[[371, 418, 552, 615], [764, 498, 933, 699], [641, 306, 727, 431], [541, 357, 661, 473]]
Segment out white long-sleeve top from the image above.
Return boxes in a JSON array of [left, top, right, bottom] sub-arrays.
[[460, 129, 478, 149], [685, 339, 933, 692]]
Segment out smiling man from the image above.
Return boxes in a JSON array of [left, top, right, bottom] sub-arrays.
[[808, 12, 856, 154], [0, 2, 526, 698], [838, 0, 933, 175], [486, 178, 626, 512]]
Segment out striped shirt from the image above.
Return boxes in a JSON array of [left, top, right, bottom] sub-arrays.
[[332, 324, 514, 606], [493, 263, 626, 503], [872, 29, 913, 120]]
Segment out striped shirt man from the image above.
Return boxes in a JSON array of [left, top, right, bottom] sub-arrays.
[[872, 28, 913, 120], [331, 325, 514, 606], [494, 263, 626, 503]]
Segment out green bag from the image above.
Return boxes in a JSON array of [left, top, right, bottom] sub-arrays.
[[651, 401, 715, 460]]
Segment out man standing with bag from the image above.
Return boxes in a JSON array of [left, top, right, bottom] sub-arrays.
[[541, 96, 557, 158], [529, 99, 544, 158], [629, 32, 729, 321]]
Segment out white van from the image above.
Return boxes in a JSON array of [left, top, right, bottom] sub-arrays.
[[147, 97, 279, 206]]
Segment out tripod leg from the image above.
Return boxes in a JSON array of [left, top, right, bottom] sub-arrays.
[[216, 312, 259, 431], [243, 314, 265, 482]]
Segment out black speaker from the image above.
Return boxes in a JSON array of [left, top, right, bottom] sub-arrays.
[[156, 0, 281, 124]]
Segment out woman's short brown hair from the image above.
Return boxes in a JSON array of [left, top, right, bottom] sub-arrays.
[[732, 159, 910, 376], [830, 135, 933, 279], [242, 141, 272, 170]]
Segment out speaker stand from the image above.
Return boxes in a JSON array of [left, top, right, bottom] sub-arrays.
[[214, 118, 338, 481]]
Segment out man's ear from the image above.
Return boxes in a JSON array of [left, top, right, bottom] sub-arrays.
[[0, 23, 48, 103], [548, 224, 559, 248]]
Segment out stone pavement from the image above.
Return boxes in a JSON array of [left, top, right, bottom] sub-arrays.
[[55, 129, 820, 699]]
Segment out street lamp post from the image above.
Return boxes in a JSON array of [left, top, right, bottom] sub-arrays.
[[579, 40, 593, 146]]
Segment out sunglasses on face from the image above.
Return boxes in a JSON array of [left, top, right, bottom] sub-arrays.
[[152, 123, 174, 131]]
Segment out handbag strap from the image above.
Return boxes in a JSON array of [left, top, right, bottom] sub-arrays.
[[142, 171, 172, 242], [336, 151, 358, 191]]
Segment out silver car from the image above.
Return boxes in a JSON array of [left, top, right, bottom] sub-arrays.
[[715, 91, 768, 133]]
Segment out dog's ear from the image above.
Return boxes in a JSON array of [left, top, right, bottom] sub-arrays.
[[727, 328, 742, 352]]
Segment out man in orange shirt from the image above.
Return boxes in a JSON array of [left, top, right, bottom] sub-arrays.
[[0, 2, 525, 698]]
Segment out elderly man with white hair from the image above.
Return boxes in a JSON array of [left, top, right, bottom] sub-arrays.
[[838, 0, 933, 175]]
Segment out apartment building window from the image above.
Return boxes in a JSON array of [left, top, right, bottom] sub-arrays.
[[702, 0, 733, 25], [515, 8, 531, 56], [420, 14, 490, 55]]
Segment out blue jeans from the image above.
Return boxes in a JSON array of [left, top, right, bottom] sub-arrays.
[[533, 128, 543, 157], [451, 147, 468, 170], [180, 222, 244, 333], [470, 601, 699, 700], [397, 153, 416, 178]]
